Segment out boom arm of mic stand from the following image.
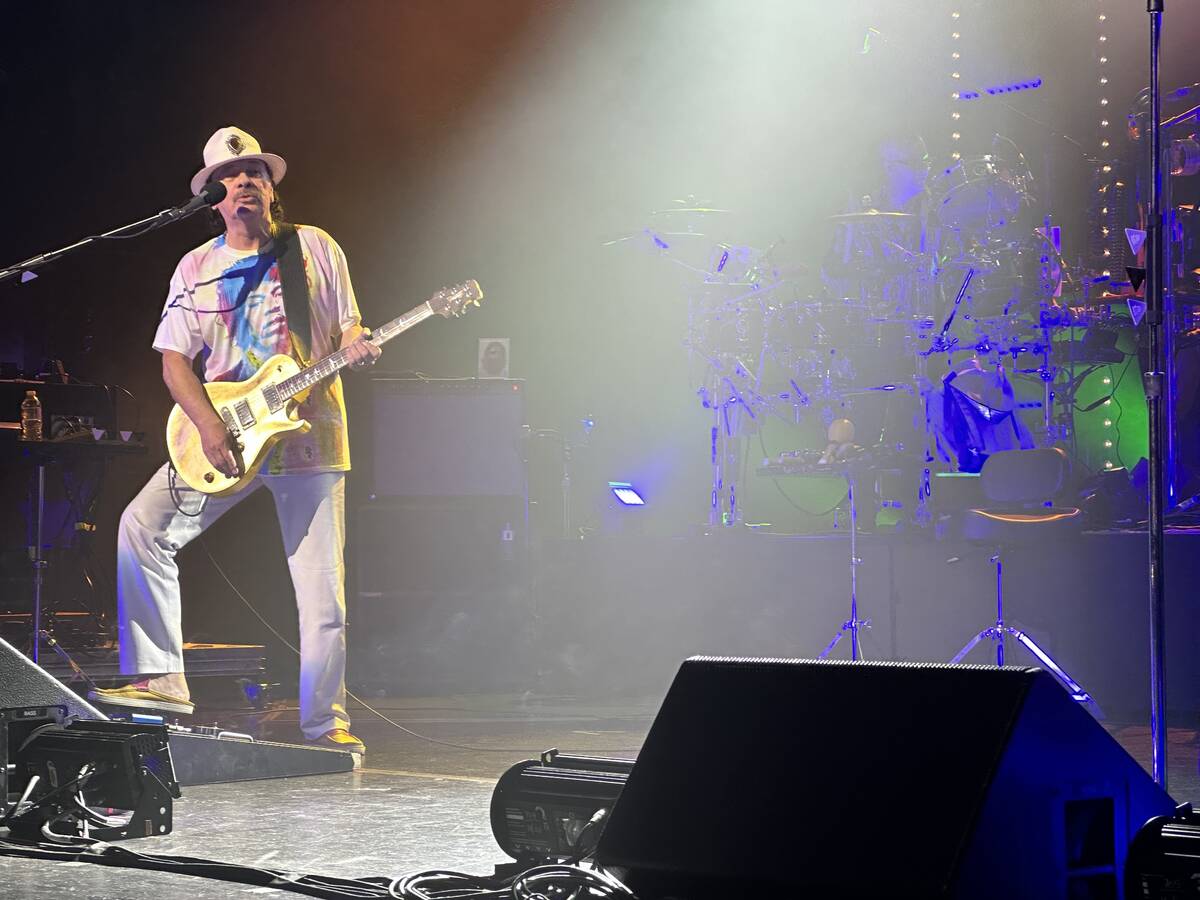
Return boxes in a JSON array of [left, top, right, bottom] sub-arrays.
[[0, 204, 205, 287]]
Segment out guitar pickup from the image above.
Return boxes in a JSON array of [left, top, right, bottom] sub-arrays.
[[262, 384, 283, 413], [219, 407, 241, 437], [234, 399, 256, 429]]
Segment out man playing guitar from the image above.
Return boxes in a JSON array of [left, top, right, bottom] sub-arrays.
[[91, 126, 379, 758]]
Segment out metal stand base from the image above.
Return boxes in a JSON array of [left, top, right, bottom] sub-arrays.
[[818, 472, 871, 660], [951, 554, 1101, 715], [819, 614, 873, 661]]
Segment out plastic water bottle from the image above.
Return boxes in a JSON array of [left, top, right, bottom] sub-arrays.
[[19, 390, 42, 441]]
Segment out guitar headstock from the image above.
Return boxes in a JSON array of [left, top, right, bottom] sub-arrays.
[[429, 280, 484, 318]]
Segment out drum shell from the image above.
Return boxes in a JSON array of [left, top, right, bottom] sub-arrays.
[[933, 155, 1031, 239]]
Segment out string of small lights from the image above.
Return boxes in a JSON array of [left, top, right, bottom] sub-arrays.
[[1091, 0, 1125, 279], [949, 8, 964, 161]]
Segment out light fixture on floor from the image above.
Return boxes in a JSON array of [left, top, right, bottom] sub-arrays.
[[2, 708, 179, 841], [608, 482, 645, 506]]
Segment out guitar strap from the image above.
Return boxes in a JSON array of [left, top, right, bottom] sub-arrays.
[[274, 223, 314, 366]]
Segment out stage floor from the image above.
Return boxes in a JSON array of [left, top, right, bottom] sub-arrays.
[[3, 692, 1199, 898]]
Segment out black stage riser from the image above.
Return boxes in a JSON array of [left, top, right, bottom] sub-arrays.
[[0, 635, 352, 784], [168, 732, 352, 786]]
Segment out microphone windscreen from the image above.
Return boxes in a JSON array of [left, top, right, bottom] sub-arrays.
[[200, 181, 227, 205]]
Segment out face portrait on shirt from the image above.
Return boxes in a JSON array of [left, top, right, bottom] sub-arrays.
[[209, 159, 276, 230]]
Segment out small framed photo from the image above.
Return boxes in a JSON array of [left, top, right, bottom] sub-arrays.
[[478, 338, 510, 378]]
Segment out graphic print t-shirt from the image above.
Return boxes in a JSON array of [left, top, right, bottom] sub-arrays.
[[153, 225, 361, 474]]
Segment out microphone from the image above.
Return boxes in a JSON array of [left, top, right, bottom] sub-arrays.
[[162, 182, 227, 220]]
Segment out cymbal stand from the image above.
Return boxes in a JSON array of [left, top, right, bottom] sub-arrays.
[[818, 466, 870, 660], [914, 267, 975, 510], [1031, 327, 1060, 449], [702, 375, 755, 529], [25, 461, 98, 691], [28, 463, 46, 666], [698, 350, 778, 529]]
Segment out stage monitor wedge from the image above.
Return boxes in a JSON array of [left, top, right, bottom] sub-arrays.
[[594, 657, 1173, 900], [0, 634, 106, 719]]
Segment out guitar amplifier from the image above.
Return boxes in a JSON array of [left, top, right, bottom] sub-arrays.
[[366, 376, 526, 499]]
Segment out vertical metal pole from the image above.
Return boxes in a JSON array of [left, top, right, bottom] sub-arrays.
[[31, 463, 46, 665], [1164, 203, 1178, 503], [848, 476, 860, 661], [1146, 0, 1169, 790], [710, 422, 720, 528], [561, 440, 572, 540], [995, 555, 1005, 667]]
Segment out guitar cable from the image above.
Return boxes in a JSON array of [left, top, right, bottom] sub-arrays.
[[197, 537, 540, 755], [167, 461, 209, 519]]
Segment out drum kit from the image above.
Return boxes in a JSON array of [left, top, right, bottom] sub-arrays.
[[619, 140, 1130, 531]]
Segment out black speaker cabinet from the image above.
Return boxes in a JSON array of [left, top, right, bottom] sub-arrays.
[[594, 657, 1173, 900], [353, 498, 532, 694], [359, 375, 528, 589]]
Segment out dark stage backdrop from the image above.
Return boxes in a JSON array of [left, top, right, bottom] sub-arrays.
[[1, 1, 1196, 691]]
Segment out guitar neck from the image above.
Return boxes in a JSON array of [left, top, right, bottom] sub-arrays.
[[276, 302, 435, 401]]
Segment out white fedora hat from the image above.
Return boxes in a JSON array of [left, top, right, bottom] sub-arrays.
[[190, 126, 287, 196]]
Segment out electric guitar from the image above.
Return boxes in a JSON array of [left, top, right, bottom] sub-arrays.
[[166, 279, 483, 496]]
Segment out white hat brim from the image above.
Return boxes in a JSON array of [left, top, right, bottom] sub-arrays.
[[190, 152, 287, 197]]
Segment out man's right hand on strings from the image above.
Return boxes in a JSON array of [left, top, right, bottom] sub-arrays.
[[199, 419, 240, 477]]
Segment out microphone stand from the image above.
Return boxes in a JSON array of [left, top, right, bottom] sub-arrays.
[[0, 200, 212, 287], [1145, 0, 1168, 791], [0, 191, 217, 673]]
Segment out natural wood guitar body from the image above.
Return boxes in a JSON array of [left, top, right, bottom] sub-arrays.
[[166, 354, 309, 497]]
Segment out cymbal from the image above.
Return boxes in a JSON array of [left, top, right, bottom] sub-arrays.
[[649, 207, 730, 216], [829, 209, 914, 223]]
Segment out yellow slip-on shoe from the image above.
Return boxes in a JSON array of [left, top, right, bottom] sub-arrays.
[[310, 728, 365, 756], [88, 685, 195, 716]]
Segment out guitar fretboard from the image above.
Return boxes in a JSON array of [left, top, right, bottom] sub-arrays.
[[276, 302, 435, 401]]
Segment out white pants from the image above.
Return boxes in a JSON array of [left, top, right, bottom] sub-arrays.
[[117, 462, 348, 740]]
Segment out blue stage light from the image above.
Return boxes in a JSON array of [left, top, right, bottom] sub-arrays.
[[958, 77, 1042, 101], [609, 482, 646, 506]]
